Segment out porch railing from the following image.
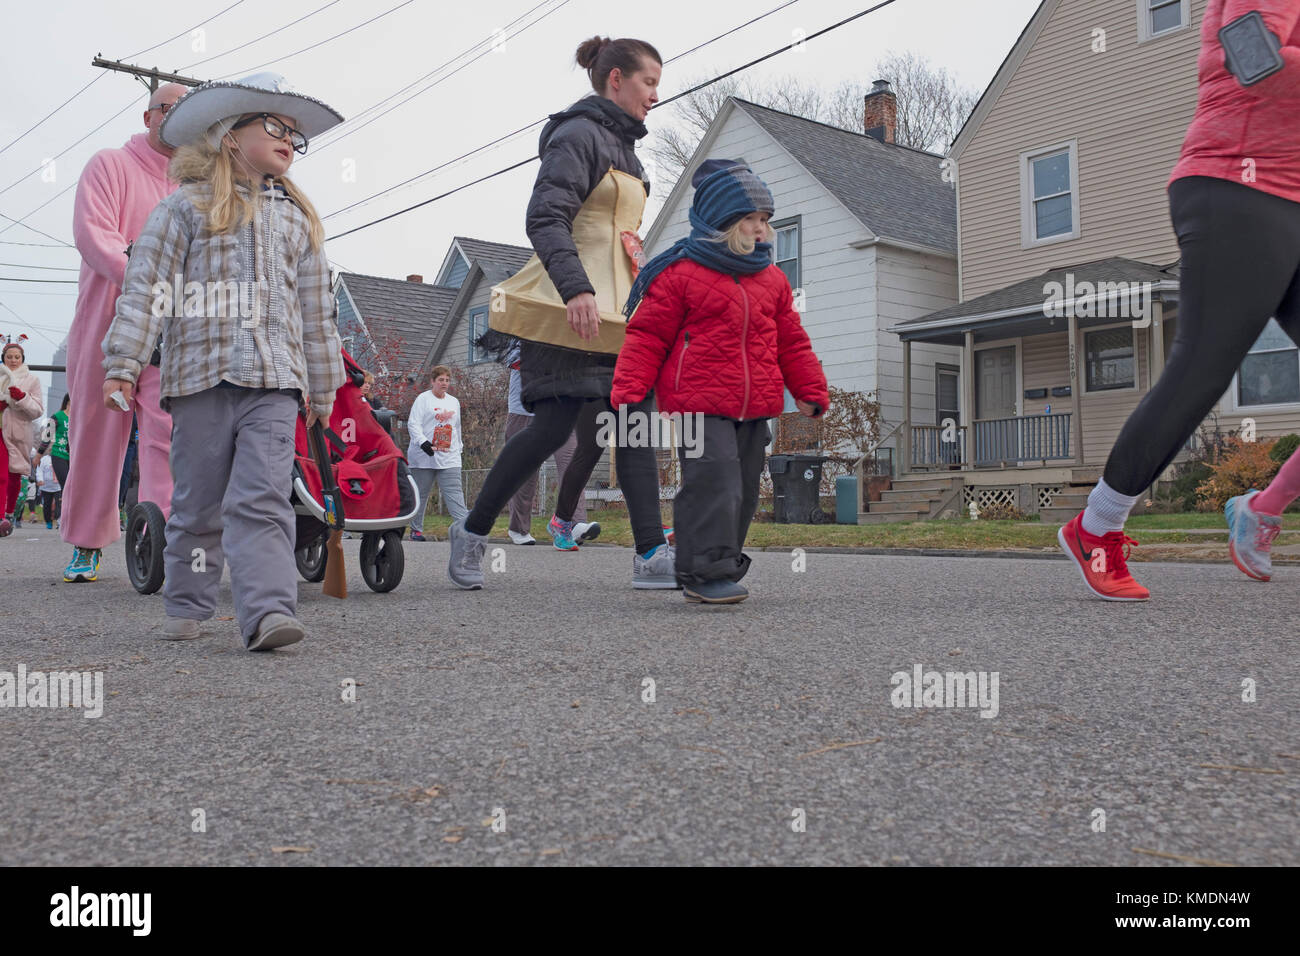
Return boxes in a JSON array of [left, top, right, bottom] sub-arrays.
[[911, 413, 1072, 468]]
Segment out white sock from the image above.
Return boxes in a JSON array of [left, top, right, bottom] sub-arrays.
[[1081, 478, 1140, 537]]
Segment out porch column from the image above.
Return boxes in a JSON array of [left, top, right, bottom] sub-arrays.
[[902, 338, 912, 474], [1068, 313, 1084, 465], [1148, 299, 1166, 499], [1149, 299, 1165, 382], [963, 330, 975, 467]]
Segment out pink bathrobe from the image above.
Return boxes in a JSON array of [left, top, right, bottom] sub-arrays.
[[63, 132, 176, 551]]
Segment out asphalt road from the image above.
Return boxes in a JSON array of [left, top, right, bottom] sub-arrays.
[[2, 526, 1295, 866]]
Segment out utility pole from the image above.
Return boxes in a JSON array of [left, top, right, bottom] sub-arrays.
[[90, 56, 204, 92]]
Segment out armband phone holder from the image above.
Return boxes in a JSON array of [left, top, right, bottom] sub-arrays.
[[1219, 10, 1284, 86]]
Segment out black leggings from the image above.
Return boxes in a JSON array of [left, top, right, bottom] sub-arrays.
[[465, 394, 665, 554], [1104, 177, 1300, 495], [52, 456, 68, 487], [42, 491, 61, 524]]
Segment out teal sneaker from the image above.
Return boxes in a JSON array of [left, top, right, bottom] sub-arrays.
[[63, 546, 101, 583], [548, 514, 578, 551], [1226, 490, 1280, 582]]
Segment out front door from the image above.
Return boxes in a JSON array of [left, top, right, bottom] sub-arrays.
[[975, 346, 1017, 464]]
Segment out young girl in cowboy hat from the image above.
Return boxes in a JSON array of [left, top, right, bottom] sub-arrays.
[[101, 73, 347, 650]]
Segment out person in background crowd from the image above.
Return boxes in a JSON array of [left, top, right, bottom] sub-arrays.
[[502, 346, 595, 547], [38, 452, 62, 530], [49, 393, 70, 489], [2, 339, 43, 537], [406, 365, 467, 541]]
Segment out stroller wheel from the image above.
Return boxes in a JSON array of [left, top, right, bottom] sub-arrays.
[[360, 530, 404, 593], [125, 502, 166, 594], [295, 534, 328, 582]]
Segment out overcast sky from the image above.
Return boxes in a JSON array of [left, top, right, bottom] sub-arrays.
[[0, 0, 1041, 391]]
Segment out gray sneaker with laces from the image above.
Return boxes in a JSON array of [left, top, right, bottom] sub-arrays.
[[633, 544, 679, 589], [448, 518, 486, 590]]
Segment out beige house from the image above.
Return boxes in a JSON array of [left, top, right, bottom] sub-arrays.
[[875, 0, 1296, 523]]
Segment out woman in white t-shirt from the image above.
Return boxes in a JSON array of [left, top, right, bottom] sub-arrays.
[[406, 365, 467, 540]]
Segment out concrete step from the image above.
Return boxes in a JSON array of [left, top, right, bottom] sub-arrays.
[[1039, 507, 1082, 525], [879, 489, 949, 503], [867, 500, 932, 515], [1069, 466, 1102, 484], [1047, 491, 1091, 508], [857, 511, 927, 525], [891, 475, 962, 488]]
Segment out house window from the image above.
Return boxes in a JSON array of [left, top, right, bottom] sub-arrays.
[[468, 306, 490, 364], [1137, 0, 1189, 42], [1021, 142, 1078, 244], [1238, 319, 1300, 407], [772, 218, 800, 291], [1084, 327, 1136, 391]]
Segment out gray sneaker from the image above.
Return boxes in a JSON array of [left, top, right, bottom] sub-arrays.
[[684, 580, 749, 604], [160, 616, 202, 640], [247, 613, 306, 651], [633, 544, 679, 590], [448, 518, 486, 590]]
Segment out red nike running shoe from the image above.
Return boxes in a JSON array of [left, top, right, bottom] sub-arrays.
[[1057, 511, 1149, 601]]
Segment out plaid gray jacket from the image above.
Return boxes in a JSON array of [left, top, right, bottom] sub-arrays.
[[102, 180, 346, 416]]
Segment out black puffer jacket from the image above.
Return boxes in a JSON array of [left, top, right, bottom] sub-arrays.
[[518, 95, 651, 407]]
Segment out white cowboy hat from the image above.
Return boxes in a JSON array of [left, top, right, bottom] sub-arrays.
[[160, 72, 344, 149]]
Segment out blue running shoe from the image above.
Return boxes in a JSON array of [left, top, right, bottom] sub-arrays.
[[63, 546, 101, 583], [548, 514, 578, 551], [1226, 490, 1280, 582]]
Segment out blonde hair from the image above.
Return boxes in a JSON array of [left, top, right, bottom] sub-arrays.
[[168, 122, 325, 251], [710, 218, 776, 256]]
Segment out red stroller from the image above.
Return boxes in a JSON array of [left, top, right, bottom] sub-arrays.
[[125, 350, 419, 594]]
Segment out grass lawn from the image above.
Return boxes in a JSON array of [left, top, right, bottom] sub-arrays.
[[417, 509, 1300, 552]]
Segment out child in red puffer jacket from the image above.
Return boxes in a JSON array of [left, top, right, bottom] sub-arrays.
[[612, 160, 828, 604]]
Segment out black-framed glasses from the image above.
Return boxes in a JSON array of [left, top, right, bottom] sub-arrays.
[[149, 102, 175, 115], [230, 113, 308, 154]]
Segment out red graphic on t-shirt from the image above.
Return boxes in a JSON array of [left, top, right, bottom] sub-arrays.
[[431, 406, 455, 451]]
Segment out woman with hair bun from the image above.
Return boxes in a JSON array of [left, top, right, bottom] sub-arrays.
[[448, 36, 676, 590]]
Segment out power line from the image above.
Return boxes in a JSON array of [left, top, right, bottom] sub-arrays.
[[327, 157, 537, 242], [212, 0, 418, 79], [0, 262, 79, 271], [326, 0, 868, 242], [322, 0, 801, 224], [0, 212, 74, 248], [0, 0, 248, 159], [306, 0, 569, 159], [182, 0, 342, 70], [0, 240, 77, 248], [0, 276, 79, 284]]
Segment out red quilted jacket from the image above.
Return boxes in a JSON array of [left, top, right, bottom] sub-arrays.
[[611, 259, 829, 420]]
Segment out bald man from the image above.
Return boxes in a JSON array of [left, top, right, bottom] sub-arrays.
[[61, 83, 186, 583]]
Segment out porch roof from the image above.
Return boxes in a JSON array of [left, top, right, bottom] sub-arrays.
[[890, 257, 1179, 345]]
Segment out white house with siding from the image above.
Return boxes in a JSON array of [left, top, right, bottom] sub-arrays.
[[643, 93, 961, 484]]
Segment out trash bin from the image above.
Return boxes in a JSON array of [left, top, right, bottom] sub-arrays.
[[768, 454, 829, 523], [835, 475, 858, 524]]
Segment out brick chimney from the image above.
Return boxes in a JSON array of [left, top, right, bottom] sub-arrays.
[[863, 79, 896, 144], [406, 274, 424, 283]]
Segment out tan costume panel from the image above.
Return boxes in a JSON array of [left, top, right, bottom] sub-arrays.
[[490, 169, 646, 356]]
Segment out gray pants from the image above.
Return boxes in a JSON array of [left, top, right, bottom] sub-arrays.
[[674, 416, 770, 587], [504, 412, 585, 534], [410, 466, 468, 533], [164, 387, 298, 645]]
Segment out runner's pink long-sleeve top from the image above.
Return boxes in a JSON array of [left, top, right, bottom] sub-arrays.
[[1170, 0, 1300, 203]]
